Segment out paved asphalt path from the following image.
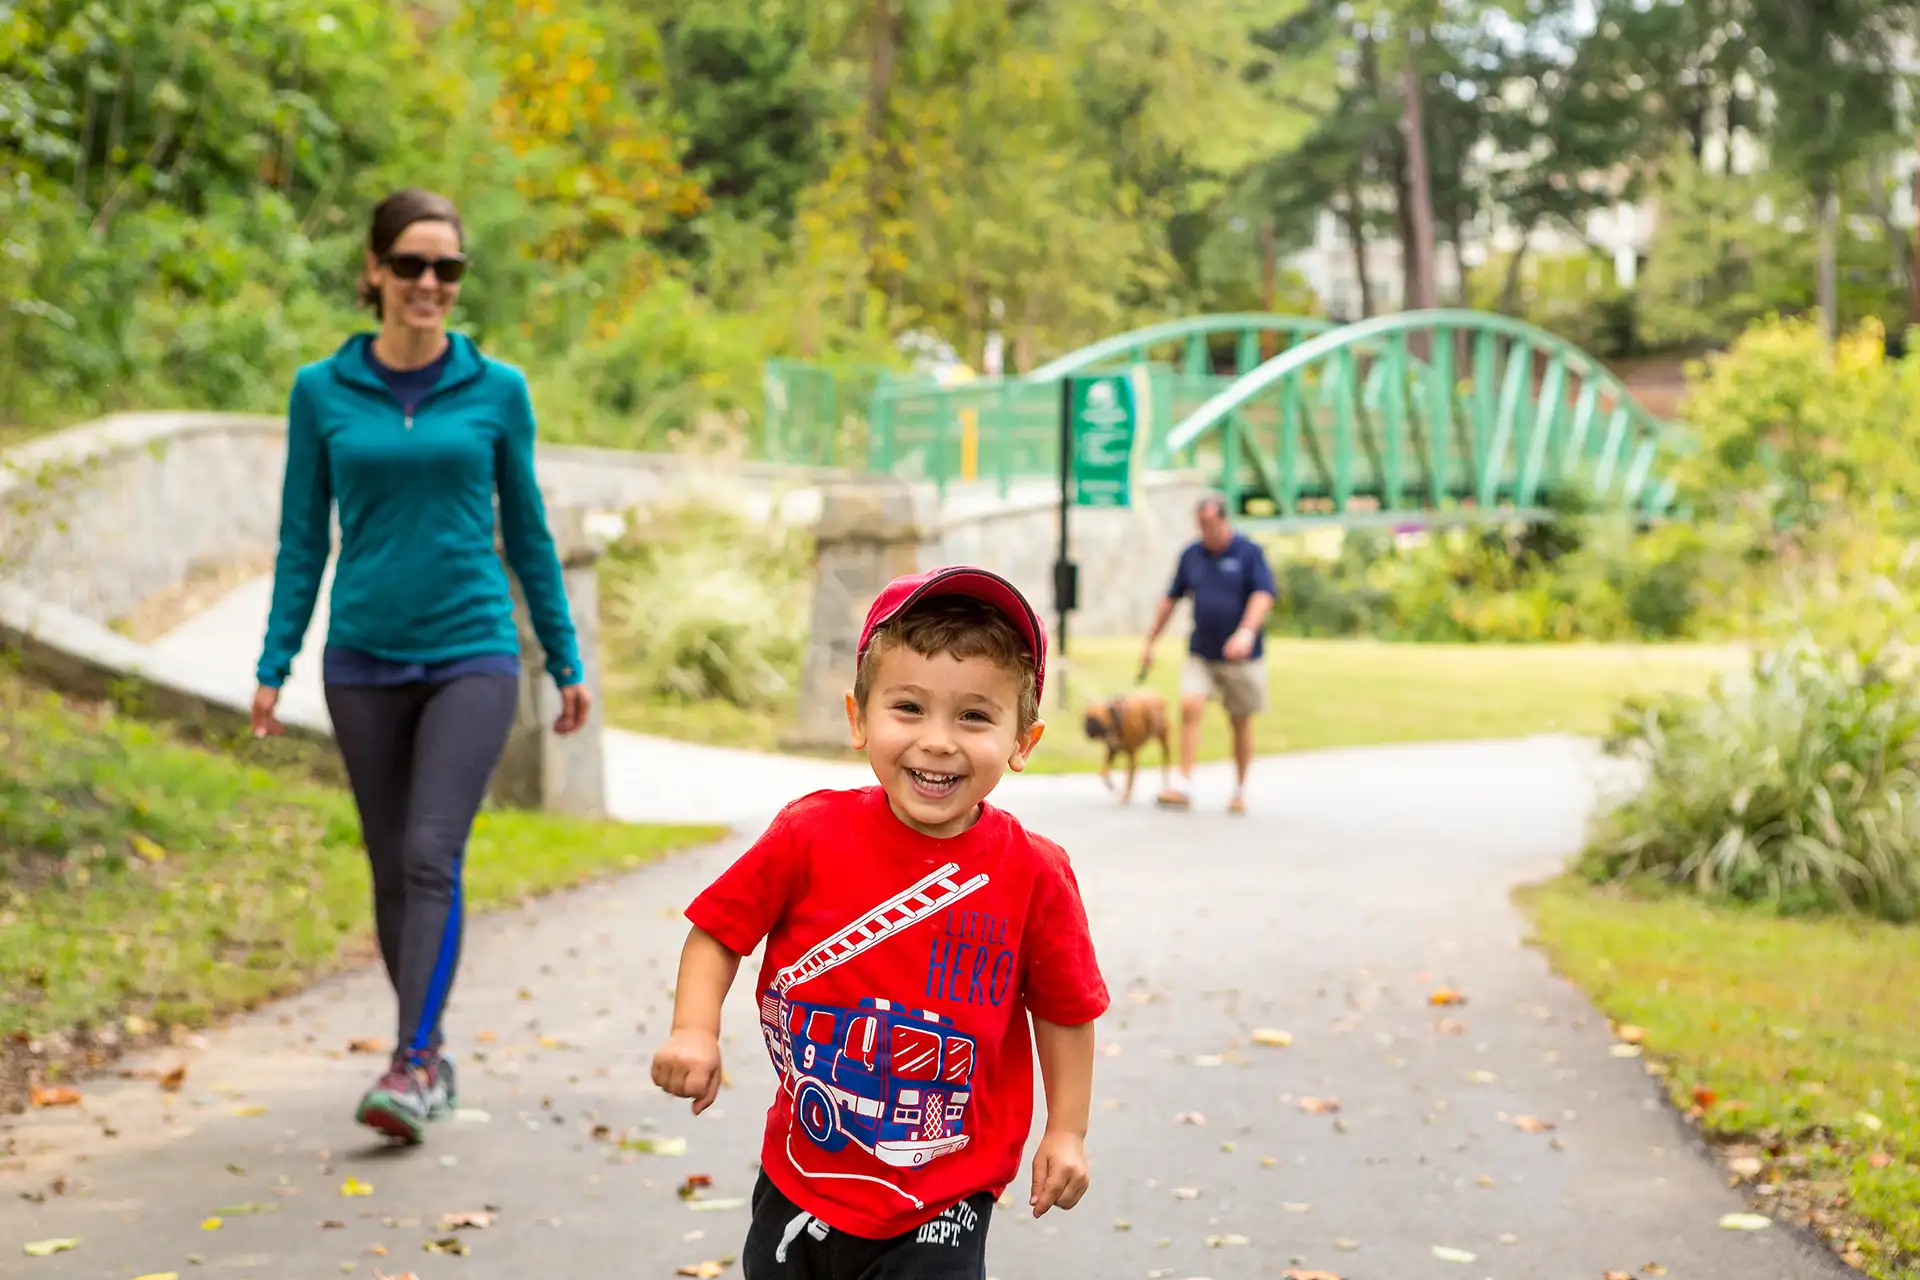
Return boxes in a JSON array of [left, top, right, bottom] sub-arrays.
[[1, 712, 1850, 1279]]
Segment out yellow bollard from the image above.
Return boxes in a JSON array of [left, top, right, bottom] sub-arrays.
[[960, 407, 979, 481]]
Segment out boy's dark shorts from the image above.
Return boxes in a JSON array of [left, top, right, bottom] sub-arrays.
[[742, 1172, 993, 1279]]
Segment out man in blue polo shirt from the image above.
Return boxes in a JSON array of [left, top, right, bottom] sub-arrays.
[[1140, 494, 1277, 813]]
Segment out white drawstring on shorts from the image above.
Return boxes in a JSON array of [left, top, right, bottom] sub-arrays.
[[775, 1209, 830, 1263]]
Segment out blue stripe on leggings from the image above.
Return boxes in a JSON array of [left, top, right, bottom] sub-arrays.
[[411, 857, 464, 1054]]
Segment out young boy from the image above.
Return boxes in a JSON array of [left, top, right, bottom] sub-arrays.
[[651, 566, 1109, 1277]]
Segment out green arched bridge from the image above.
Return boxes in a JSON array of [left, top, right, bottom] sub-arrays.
[[761, 309, 1687, 527]]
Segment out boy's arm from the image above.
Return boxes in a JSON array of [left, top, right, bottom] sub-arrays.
[[1028, 1015, 1097, 1216], [652, 926, 743, 1115]]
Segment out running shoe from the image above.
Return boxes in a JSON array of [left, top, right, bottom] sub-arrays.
[[355, 1054, 431, 1144], [422, 1048, 459, 1119]]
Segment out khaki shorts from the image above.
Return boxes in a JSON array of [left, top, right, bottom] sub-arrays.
[[1180, 654, 1268, 719]]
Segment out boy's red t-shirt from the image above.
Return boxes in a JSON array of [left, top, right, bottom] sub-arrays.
[[683, 786, 1109, 1239]]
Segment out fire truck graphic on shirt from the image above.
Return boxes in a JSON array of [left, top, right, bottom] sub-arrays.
[[756, 862, 989, 1172]]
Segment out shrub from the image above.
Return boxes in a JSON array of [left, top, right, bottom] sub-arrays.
[[1258, 510, 1713, 645], [1581, 640, 1920, 921], [598, 500, 814, 711]]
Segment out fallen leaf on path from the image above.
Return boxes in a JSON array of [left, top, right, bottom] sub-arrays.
[[340, 1177, 374, 1197], [678, 1175, 715, 1199], [133, 1273, 179, 1279], [1497, 1233, 1518, 1245], [1435, 1018, 1467, 1035], [1172, 1187, 1202, 1200], [30, 1087, 81, 1108], [1298, 1097, 1340, 1115], [620, 1136, 687, 1156], [1609, 1044, 1642, 1058], [347, 1039, 387, 1055], [1431, 1245, 1476, 1263], [322, 1221, 347, 1230], [1175, 1112, 1205, 1126], [1205, 1233, 1250, 1247], [200, 1218, 222, 1231], [1283, 1271, 1341, 1280], [1258, 1156, 1277, 1168], [685, 1198, 748, 1213], [232, 1104, 267, 1117], [1643, 1264, 1668, 1275], [676, 1264, 728, 1279], [1334, 1237, 1359, 1251], [1605, 1271, 1633, 1278], [371, 1271, 418, 1280], [1468, 1070, 1497, 1084], [423, 1237, 469, 1256], [1514, 1115, 1555, 1133], [1282, 1202, 1311, 1213], [440, 1211, 494, 1230], [22, 1238, 79, 1257], [1719, 1212, 1770, 1231], [1251, 1028, 1293, 1047], [1191, 1054, 1225, 1067], [159, 1065, 187, 1092], [1113, 1219, 1132, 1231], [1428, 988, 1467, 1006], [1614, 1023, 1646, 1044]]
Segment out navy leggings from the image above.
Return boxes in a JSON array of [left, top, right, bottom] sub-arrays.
[[323, 675, 518, 1055]]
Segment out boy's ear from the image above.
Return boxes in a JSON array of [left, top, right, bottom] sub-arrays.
[[844, 690, 868, 750], [1007, 718, 1046, 772]]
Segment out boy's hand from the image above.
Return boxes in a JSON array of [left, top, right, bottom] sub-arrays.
[[1028, 1130, 1090, 1217], [651, 1029, 724, 1115]]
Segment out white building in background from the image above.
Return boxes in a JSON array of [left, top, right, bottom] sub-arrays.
[[1284, 54, 1920, 322]]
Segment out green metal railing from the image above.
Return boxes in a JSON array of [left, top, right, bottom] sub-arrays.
[[760, 359, 905, 470], [756, 310, 1687, 521], [1164, 310, 1687, 522], [1024, 313, 1337, 381]]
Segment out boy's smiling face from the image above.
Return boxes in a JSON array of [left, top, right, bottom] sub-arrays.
[[847, 641, 1046, 839]]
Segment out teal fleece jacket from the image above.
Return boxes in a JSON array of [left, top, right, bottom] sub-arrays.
[[255, 332, 583, 690]]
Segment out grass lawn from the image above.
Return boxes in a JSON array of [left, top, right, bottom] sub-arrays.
[[605, 636, 1741, 773], [0, 667, 722, 1108], [1520, 875, 1920, 1277]]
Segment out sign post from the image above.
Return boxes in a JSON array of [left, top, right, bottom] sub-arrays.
[[1053, 371, 1144, 707]]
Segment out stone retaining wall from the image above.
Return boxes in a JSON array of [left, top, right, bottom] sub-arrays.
[[3, 413, 1210, 780]]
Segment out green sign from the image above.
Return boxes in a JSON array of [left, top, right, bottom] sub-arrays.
[[1069, 371, 1146, 507]]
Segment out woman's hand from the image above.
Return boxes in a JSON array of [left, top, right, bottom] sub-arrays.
[[555, 683, 592, 735], [250, 685, 285, 739]]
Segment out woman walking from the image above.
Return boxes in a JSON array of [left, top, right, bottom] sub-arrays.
[[250, 187, 590, 1144]]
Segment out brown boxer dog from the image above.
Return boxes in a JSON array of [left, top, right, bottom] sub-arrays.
[[1082, 688, 1172, 805]]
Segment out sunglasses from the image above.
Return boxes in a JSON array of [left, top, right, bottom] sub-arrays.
[[383, 252, 468, 284]]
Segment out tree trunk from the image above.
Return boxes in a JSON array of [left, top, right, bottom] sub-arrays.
[[1815, 173, 1838, 339], [854, 0, 899, 323], [1497, 217, 1540, 315], [1910, 149, 1920, 332], [1446, 201, 1469, 307], [1339, 175, 1375, 319], [1400, 30, 1439, 314], [1259, 214, 1278, 358], [1358, 30, 1413, 312]]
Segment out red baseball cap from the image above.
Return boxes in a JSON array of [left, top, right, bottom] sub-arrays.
[[857, 566, 1048, 704]]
